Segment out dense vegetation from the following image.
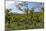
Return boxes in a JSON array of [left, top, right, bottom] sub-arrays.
[[5, 2, 44, 31], [5, 7, 44, 30]]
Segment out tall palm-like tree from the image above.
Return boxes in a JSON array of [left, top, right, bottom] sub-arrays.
[[16, 1, 29, 15]]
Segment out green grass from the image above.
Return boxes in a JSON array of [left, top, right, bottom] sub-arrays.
[[5, 13, 44, 30]]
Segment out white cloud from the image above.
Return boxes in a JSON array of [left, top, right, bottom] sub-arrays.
[[6, 1, 24, 13], [6, 1, 15, 9]]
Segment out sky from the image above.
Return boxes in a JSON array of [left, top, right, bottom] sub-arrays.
[[6, 1, 44, 13]]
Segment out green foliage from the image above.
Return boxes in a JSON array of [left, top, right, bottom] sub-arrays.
[[5, 7, 44, 30]]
